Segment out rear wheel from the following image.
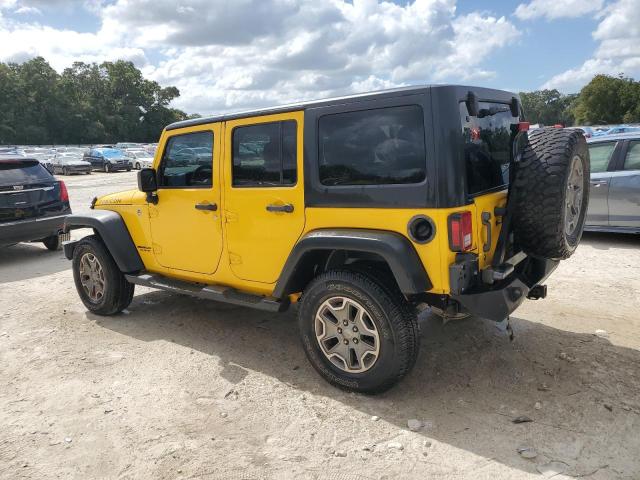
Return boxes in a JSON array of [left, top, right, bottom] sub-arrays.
[[512, 128, 590, 260], [298, 269, 419, 394], [72, 235, 134, 315], [135, 162, 141, 170], [42, 235, 62, 251], [104, 163, 110, 173]]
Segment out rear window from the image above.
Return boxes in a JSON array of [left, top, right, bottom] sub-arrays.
[[0, 161, 52, 186], [318, 105, 427, 186], [588, 142, 616, 173], [460, 101, 517, 195]]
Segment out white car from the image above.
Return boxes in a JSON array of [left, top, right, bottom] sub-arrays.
[[126, 149, 154, 169]]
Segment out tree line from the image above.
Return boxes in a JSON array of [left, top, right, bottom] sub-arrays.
[[520, 74, 640, 127], [0, 57, 192, 145], [1, 56, 640, 145]]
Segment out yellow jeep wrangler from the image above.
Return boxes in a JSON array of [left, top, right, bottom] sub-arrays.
[[64, 85, 589, 393]]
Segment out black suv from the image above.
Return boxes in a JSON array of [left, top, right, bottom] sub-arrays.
[[0, 156, 72, 249]]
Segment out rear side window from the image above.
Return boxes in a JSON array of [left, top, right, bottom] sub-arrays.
[[0, 161, 52, 186], [588, 142, 616, 173], [159, 131, 213, 188], [624, 141, 640, 171], [232, 121, 297, 187], [460, 101, 517, 195], [318, 105, 426, 186]]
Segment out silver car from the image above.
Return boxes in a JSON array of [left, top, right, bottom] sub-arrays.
[[585, 132, 640, 233]]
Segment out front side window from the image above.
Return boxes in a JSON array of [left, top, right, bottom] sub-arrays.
[[232, 121, 297, 187], [318, 105, 426, 186], [460, 101, 517, 196], [588, 142, 616, 173], [624, 141, 640, 171], [159, 131, 213, 188]]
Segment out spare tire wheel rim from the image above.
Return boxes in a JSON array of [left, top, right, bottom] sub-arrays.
[[314, 296, 380, 373], [79, 252, 106, 302], [565, 155, 584, 237]]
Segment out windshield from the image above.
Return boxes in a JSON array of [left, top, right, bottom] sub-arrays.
[[101, 149, 125, 158]]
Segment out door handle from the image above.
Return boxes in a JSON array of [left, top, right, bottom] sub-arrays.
[[481, 211, 492, 253], [195, 202, 218, 211], [590, 181, 607, 187], [266, 203, 294, 213]]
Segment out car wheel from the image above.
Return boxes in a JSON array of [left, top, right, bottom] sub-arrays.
[[298, 269, 419, 394], [135, 162, 141, 170], [72, 235, 135, 316], [104, 163, 110, 173], [42, 235, 62, 251], [126, 167, 132, 172], [62, 167, 68, 175]]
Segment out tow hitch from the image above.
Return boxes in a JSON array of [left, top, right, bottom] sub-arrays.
[[527, 284, 547, 300]]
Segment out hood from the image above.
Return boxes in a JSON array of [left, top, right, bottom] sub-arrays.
[[94, 189, 137, 207]]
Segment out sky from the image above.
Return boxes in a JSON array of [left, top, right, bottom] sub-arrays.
[[0, 0, 638, 115]]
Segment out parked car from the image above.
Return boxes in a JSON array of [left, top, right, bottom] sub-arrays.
[[62, 85, 590, 393], [567, 126, 596, 138], [52, 152, 92, 175], [585, 132, 640, 233], [593, 125, 640, 137], [0, 155, 71, 249], [83, 148, 132, 172], [115, 142, 140, 150], [126, 149, 154, 170]]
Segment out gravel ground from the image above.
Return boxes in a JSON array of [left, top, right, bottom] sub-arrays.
[[1, 171, 639, 480]]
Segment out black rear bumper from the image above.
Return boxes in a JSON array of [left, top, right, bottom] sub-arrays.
[[451, 255, 559, 321], [0, 213, 70, 246]]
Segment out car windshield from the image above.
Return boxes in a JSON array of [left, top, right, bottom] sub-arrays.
[[0, 161, 52, 186], [101, 149, 125, 158]]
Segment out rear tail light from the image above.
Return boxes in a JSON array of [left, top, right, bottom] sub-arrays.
[[59, 181, 69, 202], [448, 211, 473, 252], [518, 121, 530, 132]]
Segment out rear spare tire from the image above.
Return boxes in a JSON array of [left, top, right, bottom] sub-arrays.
[[512, 128, 590, 260]]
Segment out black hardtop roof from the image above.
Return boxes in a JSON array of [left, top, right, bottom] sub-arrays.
[[166, 84, 518, 131]]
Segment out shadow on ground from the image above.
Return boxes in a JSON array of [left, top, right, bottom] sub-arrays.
[[93, 290, 640, 478], [581, 231, 640, 251], [0, 242, 69, 283]]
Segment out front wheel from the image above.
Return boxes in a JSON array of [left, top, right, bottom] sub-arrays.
[[104, 163, 110, 173], [42, 235, 62, 251], [298, 269, 419, 394], [135, 162, 141, 170], [72, 235, 134, 315]]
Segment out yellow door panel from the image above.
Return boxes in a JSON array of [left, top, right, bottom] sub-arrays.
[[149, 124, 223, 274], [223, 111, 305, 284], [472, 190, 507, 269]]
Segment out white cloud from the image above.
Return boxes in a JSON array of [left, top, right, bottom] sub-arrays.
[[514, 0, 604, 21], [0, 0, 521, 114], [542, 0, 640, 92]]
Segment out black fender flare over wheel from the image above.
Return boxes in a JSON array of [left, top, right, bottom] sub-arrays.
[[298, 269, 419, 394]]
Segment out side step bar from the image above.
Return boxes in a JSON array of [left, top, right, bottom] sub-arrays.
[[124, 272, 290, 313]]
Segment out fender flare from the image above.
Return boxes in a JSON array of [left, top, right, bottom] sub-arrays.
[[273, 229, 431, 298], [62, 210, 144, 273]]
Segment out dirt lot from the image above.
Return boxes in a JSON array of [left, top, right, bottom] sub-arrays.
[[1, 171, 640, 480]]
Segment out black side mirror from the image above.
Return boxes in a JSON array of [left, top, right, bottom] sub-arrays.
[[138, 168, 159, 204], [138, 168, 158, 193], [510, 97, 520, 118]]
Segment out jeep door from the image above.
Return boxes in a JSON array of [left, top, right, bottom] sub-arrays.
[[148, 126, 223, 274], [608, 140, 640, 228], [586, 141, 619, 227], [223, 112, 305, 284]]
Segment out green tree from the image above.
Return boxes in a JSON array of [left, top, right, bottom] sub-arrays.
[[572, 74, 640, 125], [0, 57, 189, 145], [519, 89, 576, 126]]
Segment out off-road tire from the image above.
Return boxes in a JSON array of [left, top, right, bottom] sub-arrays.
[[512, 128, 590, 260], [42, 235, 62, 251], [72, 234, 134, 315], [298, 269, 419, 394]]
